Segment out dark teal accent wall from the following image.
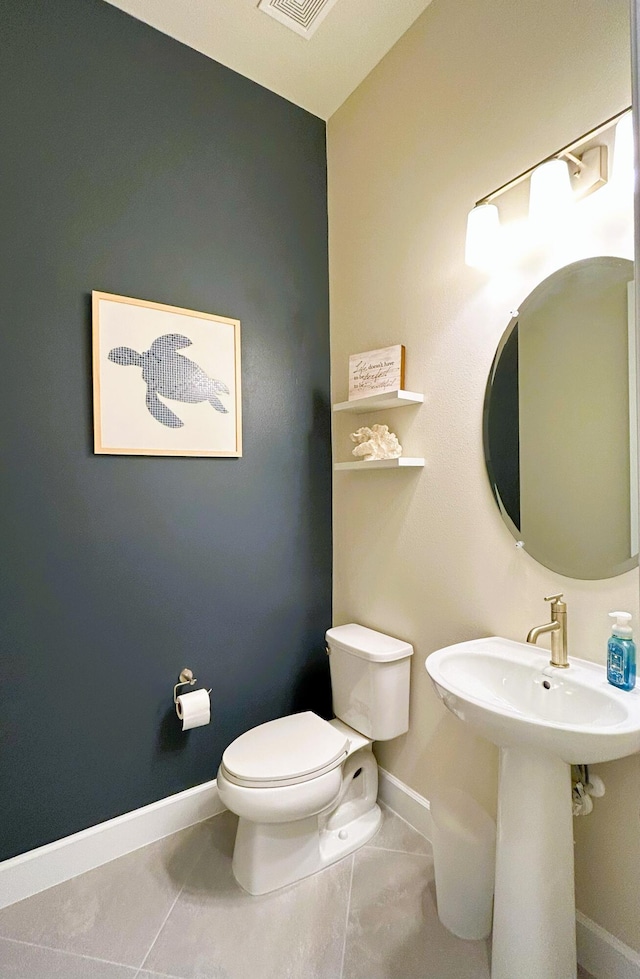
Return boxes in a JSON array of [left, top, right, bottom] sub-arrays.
[[0, 0, 331, 860]]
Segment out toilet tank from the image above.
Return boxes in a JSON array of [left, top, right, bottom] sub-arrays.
[[326, 623, 413, 741]]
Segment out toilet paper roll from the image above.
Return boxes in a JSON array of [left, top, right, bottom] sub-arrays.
[[176, 688, 211, 731]]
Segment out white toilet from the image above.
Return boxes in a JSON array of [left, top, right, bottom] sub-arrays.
[[217, 623, 413, 894]]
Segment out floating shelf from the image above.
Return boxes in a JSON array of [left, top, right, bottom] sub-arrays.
[[332, 390, 424, 414], [334, 457, 425, 471]]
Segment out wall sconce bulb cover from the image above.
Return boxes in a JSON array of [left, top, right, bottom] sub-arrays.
[[465, 203, 500, 269], [529, 158, 573, 225]]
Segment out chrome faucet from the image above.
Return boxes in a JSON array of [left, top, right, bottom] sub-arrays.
[[526, 594, 568, 668]]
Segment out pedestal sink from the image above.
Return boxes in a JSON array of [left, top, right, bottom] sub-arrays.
[[425, 637, 640, 979]]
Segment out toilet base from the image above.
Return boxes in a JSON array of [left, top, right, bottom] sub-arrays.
[[232, 803, 382, 895], [320, 801, 382, 866]]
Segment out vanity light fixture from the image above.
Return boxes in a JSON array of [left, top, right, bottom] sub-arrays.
[[465, 105, 632, 267]]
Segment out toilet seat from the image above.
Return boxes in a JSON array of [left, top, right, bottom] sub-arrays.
[[220, 711, 350, 788]]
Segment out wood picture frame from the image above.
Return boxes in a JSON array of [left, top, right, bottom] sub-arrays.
[[92, 291, 242, 457]]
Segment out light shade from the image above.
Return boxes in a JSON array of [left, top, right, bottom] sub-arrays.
[[465, 203, 500, 269], [529, 158, 573, 226]]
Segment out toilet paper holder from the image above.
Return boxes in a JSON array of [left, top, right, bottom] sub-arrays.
[[173, 668, 211, 704]]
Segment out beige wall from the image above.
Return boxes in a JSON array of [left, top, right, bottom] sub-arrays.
[[328, 0, 640, 952]]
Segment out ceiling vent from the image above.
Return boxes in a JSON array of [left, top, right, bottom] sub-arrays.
[[257, 0, 340, 38]]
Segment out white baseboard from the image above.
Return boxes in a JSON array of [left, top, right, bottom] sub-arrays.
[[0, 780, 224, 911], [0, 765, 430, 913], [377, 767, 432, 840], [577, 911, 640, 979]]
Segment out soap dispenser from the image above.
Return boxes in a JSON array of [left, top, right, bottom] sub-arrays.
[[607, 611, 636, 691]]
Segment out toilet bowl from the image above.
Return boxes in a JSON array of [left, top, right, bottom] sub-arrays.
[[217, 624, 413, 895], [218, 713, 380, 894]]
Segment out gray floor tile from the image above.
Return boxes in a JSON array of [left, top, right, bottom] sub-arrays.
[[0, 809, 595, 979], [138, 973, 201, 979], [342, 846, 491, 979], [0, 823, 207, 968], [142, 810, 352, 979], [138, 973, 186, 979], [366, 804, 431, 855], [0, 936, 137, 978]]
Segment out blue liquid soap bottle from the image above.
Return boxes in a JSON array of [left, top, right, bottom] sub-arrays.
[[607, 611, 636, 691]]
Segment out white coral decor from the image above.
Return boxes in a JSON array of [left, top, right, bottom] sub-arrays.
[[350, 424, 402, 461]]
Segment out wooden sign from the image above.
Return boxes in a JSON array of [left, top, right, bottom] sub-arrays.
[[348, 345, 405, 401]]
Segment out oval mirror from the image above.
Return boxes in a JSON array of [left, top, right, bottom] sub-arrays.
[[484, 256, 637, 579]]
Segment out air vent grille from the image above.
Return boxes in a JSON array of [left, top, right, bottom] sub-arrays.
[[257, 0, 340, 38]]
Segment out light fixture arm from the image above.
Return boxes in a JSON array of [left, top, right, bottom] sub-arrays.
[[562, 151, 584, 172], [475, 105, 631, 207]]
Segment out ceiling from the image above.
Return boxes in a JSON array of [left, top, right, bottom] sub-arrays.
[[103, 0, 434, 119]]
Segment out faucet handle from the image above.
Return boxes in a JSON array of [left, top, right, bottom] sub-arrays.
[[545, 593, 566, 609]]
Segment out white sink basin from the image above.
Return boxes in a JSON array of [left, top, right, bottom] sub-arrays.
[[426, 636, 640, 979], [426, 636, 640, 763]]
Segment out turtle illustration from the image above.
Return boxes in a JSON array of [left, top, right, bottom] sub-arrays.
[[108, 334, 229, 428]]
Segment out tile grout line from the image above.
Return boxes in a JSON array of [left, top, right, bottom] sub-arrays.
[[364, 845, 431, 857], [378, 802, 431, 842], [134, 968, 186, 979], [0, 933, 138, 972], [133, 883, 187, 978], [133, 822, 215, 977], [338, 854, 355, 979]]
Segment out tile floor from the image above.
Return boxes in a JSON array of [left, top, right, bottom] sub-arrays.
[[0, 806, 594, 979]]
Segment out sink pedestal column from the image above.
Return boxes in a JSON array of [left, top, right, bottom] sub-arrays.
[[491, 746, 576, 979]]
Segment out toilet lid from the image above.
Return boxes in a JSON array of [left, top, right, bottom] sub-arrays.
[[221, 712, 350, 788]]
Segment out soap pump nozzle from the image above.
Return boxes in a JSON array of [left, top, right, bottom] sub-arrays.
[[609, 611, 633, 638]]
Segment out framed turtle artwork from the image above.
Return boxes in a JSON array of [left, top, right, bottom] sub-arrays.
[[92, 292, 242, 457]]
